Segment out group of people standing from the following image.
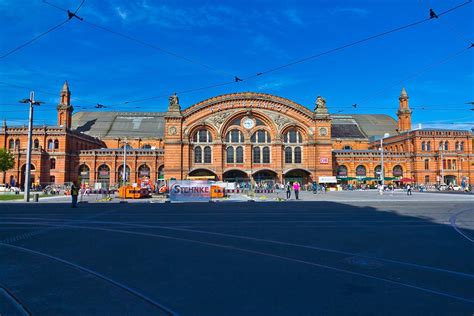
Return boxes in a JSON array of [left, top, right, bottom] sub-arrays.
[[285, 182, 301, 200]]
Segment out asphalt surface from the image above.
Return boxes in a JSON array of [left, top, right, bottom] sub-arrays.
[[0, 199, 473, 315]]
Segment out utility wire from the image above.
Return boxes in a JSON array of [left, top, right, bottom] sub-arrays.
[[241, 0, 473, 80], [3, 0, 472, 109], [344, 45, 472, 110], [98, 0, 474, 107], [0, 19, 70, 59], [42, 0, 235, 77], [0, 0, 87, 60]]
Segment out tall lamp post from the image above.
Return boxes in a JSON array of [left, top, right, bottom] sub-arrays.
[[379, 133, 390, 195], [19, 92, 43, 202]]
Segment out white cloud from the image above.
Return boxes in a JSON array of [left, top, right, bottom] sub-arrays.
[[284, 9, 303, 25], [331, 7, 369, 16], [115, 6, 128, 21]]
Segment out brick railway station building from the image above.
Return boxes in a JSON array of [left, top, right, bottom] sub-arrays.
[[1, 82, 473, 189]]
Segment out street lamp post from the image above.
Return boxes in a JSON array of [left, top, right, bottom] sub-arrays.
[[19, 92, 43, 202]]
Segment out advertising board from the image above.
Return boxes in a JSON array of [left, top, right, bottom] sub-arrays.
[[169, 180, 211, 202], [318, 176, 338, 183]]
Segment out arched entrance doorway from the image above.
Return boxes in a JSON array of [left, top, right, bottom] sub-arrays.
[[253, 170, 277, 189], [78, 164, 90, 186], [117, 165, 131, 184], [445, 175, 457, 185], [97, 164, 110, 189], [20, 164, 35, 190], [284, 169, 311, 185], [223, 169, 249, 188], [188, 169, 217, 180]]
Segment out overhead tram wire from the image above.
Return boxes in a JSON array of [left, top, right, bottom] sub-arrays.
[[239, 0, 473, 81], [3, 0, 472, 110], [42, 1, 235, 78], [342, 45, 473, 111], [0, 1, 87, 60], [87, 0, 473, 108], [0, 19, 70, 60]]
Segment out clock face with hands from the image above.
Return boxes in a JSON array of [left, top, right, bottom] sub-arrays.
[[242, 117, 255, 129]]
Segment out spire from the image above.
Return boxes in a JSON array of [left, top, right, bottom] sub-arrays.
[[399, 87, 408, 100], [397, 87, 412, 132], [61, 81, 70, 93]]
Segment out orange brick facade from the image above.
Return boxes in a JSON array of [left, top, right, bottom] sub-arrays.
[[1, 83, 473, 188]]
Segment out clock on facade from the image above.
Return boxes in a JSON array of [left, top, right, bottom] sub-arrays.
[[242, 118, 255, 129]]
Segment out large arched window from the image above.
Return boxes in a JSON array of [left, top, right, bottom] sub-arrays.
[[193, 129, 212, 164], [284, 147, 292, 163], [253, 146, 261, 163], [421, 141, 426, 151], [48, 139, 54, 150], [34, 139, 39, 150], [236, 146, 243, 163], [226, 129, 244, 143], [426, 141, 431, 151], [138, 164, 150, 178], [8, 139, 14, 149], [226, 145, 243, 164], [393, 165, 403, 177], [460, 141, 464, 151], [294, 147, 302, 163], [337, 165, 348, 177], [15, 139, 20, 149], [262, 146, 270, 163], [284, 128, 303, 164], [97, 164, 110, 188], [444, 141, 449, 151], [193, 129, 212, 143], [374, 165, 382, 178], [226, 146, 234, 163], [203, 146, 212, 163], [54, 139, 59, 149], [117, 165, 131, 183], [251, 129, 271, 143], [284, 129, 302, 144], [50, 158, 56, 170], [356, 165, 366, 177], [252, 129, 271, 163], [194, 146, 202, 163], [78, 164, 90, 183]]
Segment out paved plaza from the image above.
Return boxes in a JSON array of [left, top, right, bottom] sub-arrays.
[[0, 193, 473, 315]]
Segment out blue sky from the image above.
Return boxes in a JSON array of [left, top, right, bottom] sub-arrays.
[[0, 0, 473, 129]]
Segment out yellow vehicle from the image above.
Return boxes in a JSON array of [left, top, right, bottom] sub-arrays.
[[118, 185, 149, 199], [210, 185, 226, 198]]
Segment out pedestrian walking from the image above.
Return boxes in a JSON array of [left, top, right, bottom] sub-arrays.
[[293, 182, 300, 200], [286, 182, 292, 200], [71, 182, 79, 208], [407, 184, 412, 196], [312, 181, 318, 194]]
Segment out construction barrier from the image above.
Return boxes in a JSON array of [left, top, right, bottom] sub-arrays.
[[254, 189, 274, 193]]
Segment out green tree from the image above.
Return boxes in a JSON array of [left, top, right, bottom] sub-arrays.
[[0, 148, 15, 184]]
